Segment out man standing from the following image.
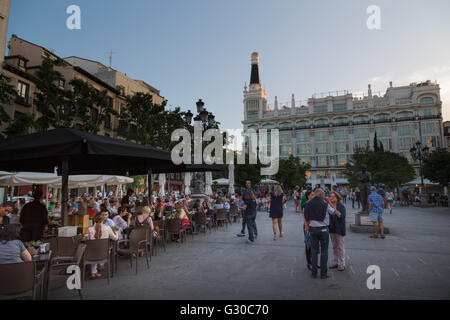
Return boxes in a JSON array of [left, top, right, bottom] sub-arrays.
[[304, 188, 340, 279], [368, 186, 386, 239], [20, 189, 49, 242]]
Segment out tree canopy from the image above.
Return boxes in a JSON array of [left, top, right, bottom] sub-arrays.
[[274, 155, 311, 190], [422, 148, 450, 187]]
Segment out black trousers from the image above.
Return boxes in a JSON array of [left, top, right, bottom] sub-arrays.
[[21, 226, 43, 242]]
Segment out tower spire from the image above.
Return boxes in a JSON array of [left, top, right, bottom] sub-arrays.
[[250, 52, 260, 86]]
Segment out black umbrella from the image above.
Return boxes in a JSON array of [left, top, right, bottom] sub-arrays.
[[0, 128, 226, 224]]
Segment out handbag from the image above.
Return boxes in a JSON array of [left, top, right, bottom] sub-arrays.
[[304, 231, 311, 250]]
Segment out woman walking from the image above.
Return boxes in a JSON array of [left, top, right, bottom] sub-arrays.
[[242, 190, 258, 244], [385, 189, 395, 214], [269, 185, 286, 240], [329, 191, 346, 271]]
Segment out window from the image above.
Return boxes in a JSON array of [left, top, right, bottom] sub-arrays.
[[247, 125, 259, 132], [18, 58, 26, 68], [314, 131, 328, 141], [335, 142, 349, 153], [378, 138, 392, 151], [247, 113, 258, 120], [314, 119, 329, 127], [296, 132, 310, 141], [58, 79, 65, 88], [374, 113, 390, 122], [315, 142, 329, 154], [398, 137, 415, 150], [400, 152, 413, 163], [354, 140, 369, 150], [353, 115, 369, 124], [336, 170, 346, 179], [333, 117, 348, 126], [296, 143, 311, 155], [104, 114, 112, 129], [396, 111, 414, 120], [280, 133, 291, 144], [107, 97, 113, 108], [333, 103, 347, 113], [262, 123, 275, 130], [336, 155, 348, 166], [422, 108, 437, 117], [279, 122, 292, 129], [398, 125, 413, 136], [333, 129, 347, 140], [299, 157, 312, 164], [420, 97, 435, 105], [246, 100, 259, 112], [91, 108, 99, 123], [421, 122, 439, 134], [117, 85, 126, 96], [17, 81, 29, 99], [296, 121, 310, 129], [314, 105, 328, 114], [316, 170, 329, 178], [354, 128, 369, 139], [280, 145, 292, 156], [375, 126, 391, 137], [317, 156, 328, 166], [423, 136, 440, 148]]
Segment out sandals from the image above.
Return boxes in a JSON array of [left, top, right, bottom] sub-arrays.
[[370, 235, 379, 238], [380, 235, 386, 239], [279, 232, 283, 238], [90, 273, 102, 280], [273, 234, 277, 240]]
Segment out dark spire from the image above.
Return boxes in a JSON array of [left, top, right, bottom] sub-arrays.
[[250, 52, 260, 85]]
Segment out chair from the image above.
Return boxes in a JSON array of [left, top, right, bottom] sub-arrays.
[[215, 208, 228, 230], [184, 215, 195, 240], [229, 205, 238, 223], [193, 212, 212, 235], [115, 227, 149, 275], [81, 239, 111, 286], [46, 244, 87, 300], [164, 206, 173, 216], [152, 219, 166, 255], [0, 261, 44, 300], [57, 236, 76, 257], [166, 218, 185, 244]]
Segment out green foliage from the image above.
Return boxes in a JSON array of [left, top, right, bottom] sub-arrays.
[[345, 149, 416, 188], [422, 148, 450, 187], [274, 155, 311, 190], [0, 73, 18, 139], [234, 153, 262, 188], [2, 112, 35, 138], [127, 175, 146, 190]]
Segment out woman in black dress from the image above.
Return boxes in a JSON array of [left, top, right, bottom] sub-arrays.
[[269, 185, 286, 240]]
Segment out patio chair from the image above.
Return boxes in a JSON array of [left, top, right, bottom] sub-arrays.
[[164, 206, 173, 216], [115, 227, 149, 275], [81, 239, 111, 286], [166, 218, 185, 244], [229, 205, 238, 223], [57, 236, 76, 257], [215, 208, 228, 230], [152, 219, 166, 255], [193, 212, 212, 235], [46, 243, 86, 300], [0, 261, 45, 300]]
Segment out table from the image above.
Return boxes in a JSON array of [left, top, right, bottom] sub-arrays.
[[32, 250, 52, 300]]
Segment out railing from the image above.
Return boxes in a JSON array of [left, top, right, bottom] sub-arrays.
[[396, 116, 416, 122], [312, 90, 349, 99]]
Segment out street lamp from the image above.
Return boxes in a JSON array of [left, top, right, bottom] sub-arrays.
[[410, 140, 430, 206], [184, 110, 193, 125]]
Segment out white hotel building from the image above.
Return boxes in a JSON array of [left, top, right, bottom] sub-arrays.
[[242, 53, 444, 187]]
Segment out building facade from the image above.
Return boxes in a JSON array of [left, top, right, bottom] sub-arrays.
[[0, 0, 10, 67], [444, 121, 450, 151], [242, 52, 444, 187]]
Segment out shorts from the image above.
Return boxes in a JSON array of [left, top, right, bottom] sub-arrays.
[[387, 200, 393, 203], [370, 211, 384, 223]]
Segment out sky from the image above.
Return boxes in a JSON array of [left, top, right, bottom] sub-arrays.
[[7, 0, 450, 129]]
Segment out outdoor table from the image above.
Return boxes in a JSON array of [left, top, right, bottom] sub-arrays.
[[32, 250, 52, 300]]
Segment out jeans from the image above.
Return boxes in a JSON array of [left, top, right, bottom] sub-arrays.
[[310, 227, 329, 277], [245, 213, 257, 241], [241, 218, 247, 234]]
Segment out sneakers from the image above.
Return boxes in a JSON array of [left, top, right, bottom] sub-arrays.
[[245, 240, 254, 244], [236, 232, 246, 237], [253, 233, 258, 238]]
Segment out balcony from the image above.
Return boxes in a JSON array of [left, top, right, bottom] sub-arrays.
[[15, 96, 32, 107], [353, 120, 370, 125], [396, 116, 416, 122], [373, 118, 391, 124], [420, 114, 441, 120], [313, 123, 329, 129]]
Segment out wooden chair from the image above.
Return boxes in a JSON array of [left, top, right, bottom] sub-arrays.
[[115, 227, 149, 275], [215, 208, 228, 230], [46, 244, 86, 300], [0, 261, 45, 300]]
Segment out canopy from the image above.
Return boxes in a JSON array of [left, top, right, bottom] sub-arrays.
[[212, 178, 230, 186], [0, 172, 133, 188]]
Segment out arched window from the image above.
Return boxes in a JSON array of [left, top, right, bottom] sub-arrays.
[[374, 113, 390, 122], [279, 122, 292, 129], [396, 111, 414, 120], [247, 125, 259, 132], [296, 120, 310, 129], [314, 119, 329, 127], [353, 115, 369, 124], [333, 117, 348, 126], [420, 97, 435, 105], [262, 123, 275, 130]]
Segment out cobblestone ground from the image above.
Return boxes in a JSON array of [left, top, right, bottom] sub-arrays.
[[51, 201, 450, 300]]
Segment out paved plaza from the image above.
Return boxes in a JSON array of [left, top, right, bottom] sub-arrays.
[[51, 201, 450, 300]]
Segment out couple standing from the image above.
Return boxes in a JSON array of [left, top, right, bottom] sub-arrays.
[[303, 188, 346, 279]]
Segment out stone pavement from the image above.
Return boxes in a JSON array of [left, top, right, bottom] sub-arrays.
[[51, 201, 450, 300]]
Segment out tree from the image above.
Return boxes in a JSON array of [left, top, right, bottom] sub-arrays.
[[234, 153, 262, 188], [274, 155, 311, 190], [422, 148, 450, 188], [0, 73, 18, 139], [345, 149, 416, 189]]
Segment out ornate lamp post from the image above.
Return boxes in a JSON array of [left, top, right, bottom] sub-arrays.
[[410, 140, 430, 207]]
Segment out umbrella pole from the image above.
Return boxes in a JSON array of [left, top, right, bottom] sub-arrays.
[[61, 158, 69, 227]]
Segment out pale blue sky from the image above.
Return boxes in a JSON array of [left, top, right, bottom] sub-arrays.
[[7, 0, 450, 128]]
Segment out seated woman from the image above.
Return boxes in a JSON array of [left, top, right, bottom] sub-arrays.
[[87, 214, 118, 279], [49, 202, 62, 223], [173, 203, 190, 242], [135, 206, 157, 239], [0, 224, 32, 264]]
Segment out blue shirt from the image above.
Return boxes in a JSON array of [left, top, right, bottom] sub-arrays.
[[368, 192, 384, 213], [105, 218, 116, 228], [243, 188, 256, 198]]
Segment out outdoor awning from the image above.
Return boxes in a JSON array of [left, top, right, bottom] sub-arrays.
[[212, 178, 230, 185]]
